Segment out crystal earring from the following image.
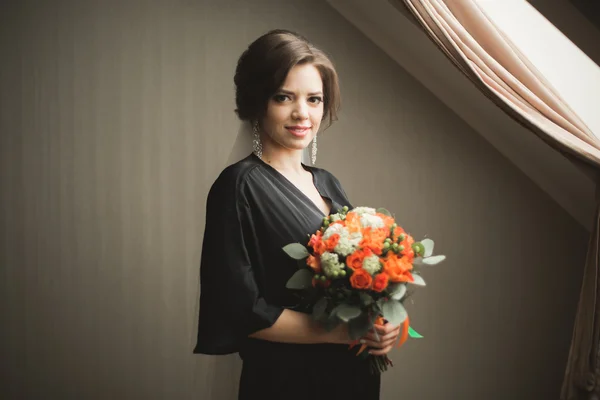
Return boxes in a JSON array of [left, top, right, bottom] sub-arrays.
[[311, 135, 317, 165], [252, 121, 263, 159]]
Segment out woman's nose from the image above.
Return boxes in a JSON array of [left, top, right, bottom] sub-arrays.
[[292, 101, 309, 120]]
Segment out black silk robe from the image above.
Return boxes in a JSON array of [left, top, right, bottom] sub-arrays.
[[194, 153, 380, 400]]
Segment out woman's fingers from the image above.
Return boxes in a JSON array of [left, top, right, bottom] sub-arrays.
[[364, 330, 396, 344], [358, 322, 402, 353], [368, 324, 400, 341], [373, 323, 400, 335], [360, 337, 397, 349], [368, 344, 394, 356], [380, 328, 401, 342]]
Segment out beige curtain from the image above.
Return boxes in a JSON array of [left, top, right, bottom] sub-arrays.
[[395, 0, 600, 398]]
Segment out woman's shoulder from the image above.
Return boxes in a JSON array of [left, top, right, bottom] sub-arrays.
[[207, 154, 263, 200], [214, 154, 260, 184]]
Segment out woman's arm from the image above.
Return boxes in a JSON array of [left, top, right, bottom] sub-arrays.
[[249, 309, 401, 356], [248, 309, 351, 345]]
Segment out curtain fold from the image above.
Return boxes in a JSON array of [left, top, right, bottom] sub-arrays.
[[395, 1, 600, 398]]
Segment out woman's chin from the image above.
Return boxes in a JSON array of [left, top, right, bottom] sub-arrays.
[[284, 140, 311, 151]]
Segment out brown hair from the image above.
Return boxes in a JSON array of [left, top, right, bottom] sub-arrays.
[[234, 29, 341, 130]]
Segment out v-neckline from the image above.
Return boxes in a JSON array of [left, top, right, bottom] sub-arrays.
[[250, 153, 334, 218]]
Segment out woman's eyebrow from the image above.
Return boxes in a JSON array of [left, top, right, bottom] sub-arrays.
[[279, 89, 323, 96]]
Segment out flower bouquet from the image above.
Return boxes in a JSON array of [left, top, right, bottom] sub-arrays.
[[283, 206, 445, 374]]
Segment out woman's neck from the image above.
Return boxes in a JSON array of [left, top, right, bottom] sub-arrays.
[[260, 140, 306, 175]]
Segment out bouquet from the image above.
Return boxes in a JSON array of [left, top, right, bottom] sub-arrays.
[[282, 206, 445, 374]]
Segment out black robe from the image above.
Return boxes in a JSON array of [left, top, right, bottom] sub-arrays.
[[194, 153, 380, 400]]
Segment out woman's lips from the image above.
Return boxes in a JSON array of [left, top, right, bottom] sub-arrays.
[[286, 126, 311, 137]]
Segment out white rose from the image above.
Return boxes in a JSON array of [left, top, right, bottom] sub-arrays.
[[362, 255, 382, 275], [320, 252, 345, 278], [323, 223, 347, 240], [360, 214, 385, 229], [348, 232, 363, 246], [334, 237, 355, 257], [352, 207, 376, 216]]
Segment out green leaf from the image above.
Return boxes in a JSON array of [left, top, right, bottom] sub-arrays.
[[387, 283, 407, 300], [367, 312, 380, 341], [282, 243, 310, 260], [333, 303, 362, 322], [376, 208, 392, 217], [348, 311, 371, 340], [421, 238, 434, 257], [375, 299, 385, 314], [410, 274, 426, 286], [412, 242, 425, 257], [408, 326, 423, 338], [285, 269, 313, 290], [381, 300, 408, 326], [359, 292, 374, 306], [323, 312, 341, 331], [422, 255, 446, 265], [312, 297, 328, 321]]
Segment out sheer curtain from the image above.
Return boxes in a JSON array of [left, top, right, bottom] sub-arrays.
[[395, 0, 600, 398]]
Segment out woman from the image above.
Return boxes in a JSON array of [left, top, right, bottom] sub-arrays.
[[194, 29, 401, 400]]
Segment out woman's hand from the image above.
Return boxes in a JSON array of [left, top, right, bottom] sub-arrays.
[[360, 322, 401, 356]]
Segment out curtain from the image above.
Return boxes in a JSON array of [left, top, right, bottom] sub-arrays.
[[395, 0, 600, 398]]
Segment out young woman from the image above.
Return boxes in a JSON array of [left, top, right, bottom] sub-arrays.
[[194, 29, 400, 400]]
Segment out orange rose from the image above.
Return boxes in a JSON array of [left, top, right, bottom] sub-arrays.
[[392, 226, 406, 242], [376, 213, 395, 230], [400, 235, 415, 261], [314, 241, 327, 255], [349, 268, 373, 290], [372, 273, 389, 292], [325, 234, 341, 252], [346, 249, 366, 270], [308, 231, 322, 247], [345, 212, 361, 233], [359, 227, 387, 255], [383, 253, 414, 283], [308, 232, 327, 256], [307, 255, 322, 274]]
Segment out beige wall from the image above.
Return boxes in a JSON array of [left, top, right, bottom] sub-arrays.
[[0, 0, 588, 399]]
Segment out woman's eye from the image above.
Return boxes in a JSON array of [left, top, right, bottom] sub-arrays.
[[309, 96, 323, 104], [273, 94, 290, 102]]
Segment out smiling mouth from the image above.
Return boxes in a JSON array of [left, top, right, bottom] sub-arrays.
[[286, 126, 311, 136]]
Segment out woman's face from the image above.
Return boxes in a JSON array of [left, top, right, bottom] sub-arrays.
[[260, 63, 324, 153]]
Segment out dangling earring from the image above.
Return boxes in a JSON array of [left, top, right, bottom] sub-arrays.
[[311, 135, 317, 165], [252, 121, 263, 159]]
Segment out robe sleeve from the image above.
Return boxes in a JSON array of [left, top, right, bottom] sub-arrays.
[[193, 166, 284, 355]]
